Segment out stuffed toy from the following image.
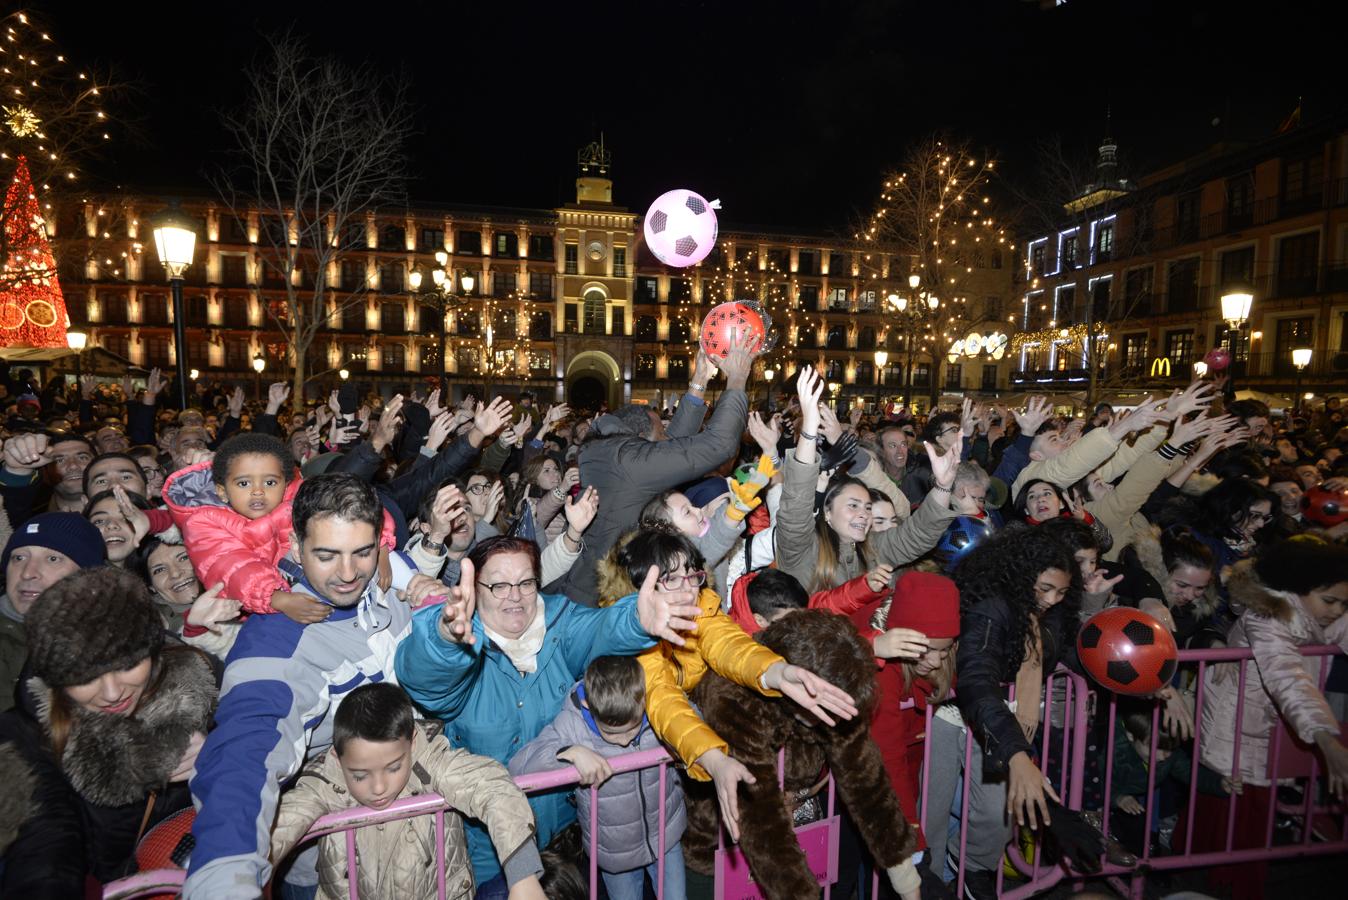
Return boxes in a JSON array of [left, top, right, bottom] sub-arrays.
[[683, 609, 921, 899]]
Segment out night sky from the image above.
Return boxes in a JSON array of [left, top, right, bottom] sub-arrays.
[[35, 0, 1346, 233]]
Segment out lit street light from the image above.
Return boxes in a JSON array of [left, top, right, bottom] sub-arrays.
[[66, 329, 87, 400], [152, 203, 198, 410], [253, 353, 266, 400], [1292, 347, 1312, 413], [1220, 286, 1254, 392]]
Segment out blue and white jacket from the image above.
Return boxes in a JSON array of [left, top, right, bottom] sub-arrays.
[[183, 552, 418, 900]]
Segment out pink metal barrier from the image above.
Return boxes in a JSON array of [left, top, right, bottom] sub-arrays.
[[101, 645, 1348, 900]]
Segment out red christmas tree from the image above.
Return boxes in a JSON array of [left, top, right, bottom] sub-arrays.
[[0, 154, 71, 348]]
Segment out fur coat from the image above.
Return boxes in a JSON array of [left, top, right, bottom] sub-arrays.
[[1122, 524, 1222, 648], [1199, 560, 1348, 787], [683, 609, 919, 899], [26, 646, 217, 881]]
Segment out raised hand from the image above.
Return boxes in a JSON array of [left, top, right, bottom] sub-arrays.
[[227, 386, 245, 419], [796, 367, 824, 432], [925, 440, 957, 490], [81, 374, 98, 400], [746, 411, 781, 456], [544, 403, 570, 427], [818, 401, 844, 444], [436, 557, 477, 644], [717, 328, 759, 389], [146, 367, 166, 401], [3, 432, 52, 475], [425, 484, 466, 544], [425, 387, 446, 419], [1015, 396, 1051, 436], [961, 398, 978, 437], [186, 583, 242, 632], [1108, 395, 1165, 439], [266, 382, 291, 415], [849, 404, 864, 429], [328, 418, 360, 448], [472, 396, 513, 439], [762, 662, 858, 726], [426, 411, 455, 452], [328, 390, 342, 415], [371, 394, 405, 453], [1166, 380, 1216, 420], [512, 413, 533, 446], [484, 481, 505, 524], [692, 348, 719, 389], [1083, 569, 1124, 597], [635, 565, 703, 648], [564, 485, 600, 534]]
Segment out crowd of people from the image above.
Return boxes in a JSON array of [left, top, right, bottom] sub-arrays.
[[0, 344, 1345, 900]]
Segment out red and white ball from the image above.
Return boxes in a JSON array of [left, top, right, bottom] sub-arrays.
[[700, 301, 772, 359], [1077, 607, 1178, 695]]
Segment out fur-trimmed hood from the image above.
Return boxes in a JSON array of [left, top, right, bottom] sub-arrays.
[[0, 741, 37, 855], [27, 646, 217, 808], [1226, 558, 1298, 623], [1129, 525, 1219, 621], [596, 531, 640, 607]]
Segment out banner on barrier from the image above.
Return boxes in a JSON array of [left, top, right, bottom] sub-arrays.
[[713, 816, 840, 900]]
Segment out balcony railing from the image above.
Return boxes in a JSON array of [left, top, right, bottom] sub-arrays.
[[1146, 180, 1348, 250]]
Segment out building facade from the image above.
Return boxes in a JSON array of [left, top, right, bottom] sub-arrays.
[[49, 149, 1016, 412], [1014, 114, 1348, 409]]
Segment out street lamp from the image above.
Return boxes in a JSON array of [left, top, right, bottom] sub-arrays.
[[189, 368, 200, 381], [1292, 347, 1312, 413], [66, 329, 87, 399], [339, 368, 350, 381], [253, 353, 266, 401], [1220, 286, 1254, 391], [152, 203, 198, 410], [413, 254, 477, 389], [888, 278, 939, 408]]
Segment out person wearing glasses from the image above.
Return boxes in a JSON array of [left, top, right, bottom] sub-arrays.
[[593, 527, 857, 847], [899, 411, 963, 506], [396, 534, 707, 898], [1153, 478, 1279, 606]]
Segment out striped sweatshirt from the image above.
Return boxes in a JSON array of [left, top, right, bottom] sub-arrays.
[[183, 552, 417, 899]]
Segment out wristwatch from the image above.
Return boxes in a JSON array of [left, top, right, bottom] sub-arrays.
[[421, 537, 446, 555]]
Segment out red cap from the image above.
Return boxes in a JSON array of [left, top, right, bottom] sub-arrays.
[[882, 571, 960, 639], [728, 570, 763, 637]]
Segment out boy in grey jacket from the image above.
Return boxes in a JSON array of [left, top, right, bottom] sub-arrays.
[[508, 656, 687, 900]]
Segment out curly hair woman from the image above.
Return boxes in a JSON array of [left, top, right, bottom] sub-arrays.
[[944, 525, 1082, 883]]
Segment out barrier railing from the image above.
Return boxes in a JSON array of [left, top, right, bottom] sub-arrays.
[[103, 647, 1347, 900]]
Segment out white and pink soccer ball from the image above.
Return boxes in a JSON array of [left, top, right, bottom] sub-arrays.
[[642, 189, 720, 268]]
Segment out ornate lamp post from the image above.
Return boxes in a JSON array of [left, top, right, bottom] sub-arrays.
[[66, 329, 87, 399], [152, 203, 198, 410], [1220, 286, 1253, 390], [413, 252, 476, 394], [873, 349, 888, 411], [887, 274, 939, 409], [1292, 347, 1312, 413], [252, 353, 266, 401]]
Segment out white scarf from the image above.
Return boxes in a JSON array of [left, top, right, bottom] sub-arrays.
[[482, 599, 547, 674]]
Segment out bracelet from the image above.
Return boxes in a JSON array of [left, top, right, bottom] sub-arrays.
[[1158, 442, 1181, 460], [799, 430, 818, 442], [689, 382, 706, 393], [552, 487, 566, 500], [564, 529, 583, 548]]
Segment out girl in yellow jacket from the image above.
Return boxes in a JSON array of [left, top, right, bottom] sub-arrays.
[[598, 527, 858, 841]]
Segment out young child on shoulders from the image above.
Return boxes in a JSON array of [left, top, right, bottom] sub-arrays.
[[509, 656, 686, 900], [164, 433, 396, 623], [271, 682, 545, 900]]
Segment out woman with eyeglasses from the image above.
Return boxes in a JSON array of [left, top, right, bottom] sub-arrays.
[[1156, 478, 1279, 606], [596, 527, 857, 846], [128, 446, 168, 503], [395, 534, 707, 895]]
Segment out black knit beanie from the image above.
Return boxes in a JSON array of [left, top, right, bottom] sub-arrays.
[[26, 567, 165, 688]]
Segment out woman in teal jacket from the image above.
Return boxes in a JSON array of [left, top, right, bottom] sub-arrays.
[[395, 535, 703, 896]]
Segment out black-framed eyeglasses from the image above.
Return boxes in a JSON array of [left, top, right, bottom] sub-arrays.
[[477, 578, 539, 599], [466, 483, 491, 495], [657, 570, 706, 591], [937, 426, 961, 438]]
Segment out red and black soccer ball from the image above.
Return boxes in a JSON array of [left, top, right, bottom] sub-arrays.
[[699, 300, 773, 359], [136, 806, 196, 872], [1077, 607, 1178, 696], [1302, 484, 1348, 527]]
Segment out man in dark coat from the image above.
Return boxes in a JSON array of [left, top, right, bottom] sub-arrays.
[[548, 340, 757, 605]]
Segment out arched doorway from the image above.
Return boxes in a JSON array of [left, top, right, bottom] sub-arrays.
[[568, 375, 606, 411], [565, 349, 622, 413]]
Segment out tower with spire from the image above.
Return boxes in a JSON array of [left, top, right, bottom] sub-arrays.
[[1065, 111, 1134, 213]]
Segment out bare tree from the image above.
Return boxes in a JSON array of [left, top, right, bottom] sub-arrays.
[[0, 10, 130, 294], [854, 134, 1012, 407], [214, 33, 413, 401]]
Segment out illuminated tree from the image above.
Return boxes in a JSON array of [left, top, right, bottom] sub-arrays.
[[214, 33, 412, 401], [0, 153, 70, 346], [855, 134, 1012, 406], [0, 10, 125, 292]]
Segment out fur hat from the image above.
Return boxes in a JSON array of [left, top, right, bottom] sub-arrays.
[[1, 512, 106, 572], [25, 567, 164, 688]]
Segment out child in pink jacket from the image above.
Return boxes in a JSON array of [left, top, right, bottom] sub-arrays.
[[165, 433, 395, 623]]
